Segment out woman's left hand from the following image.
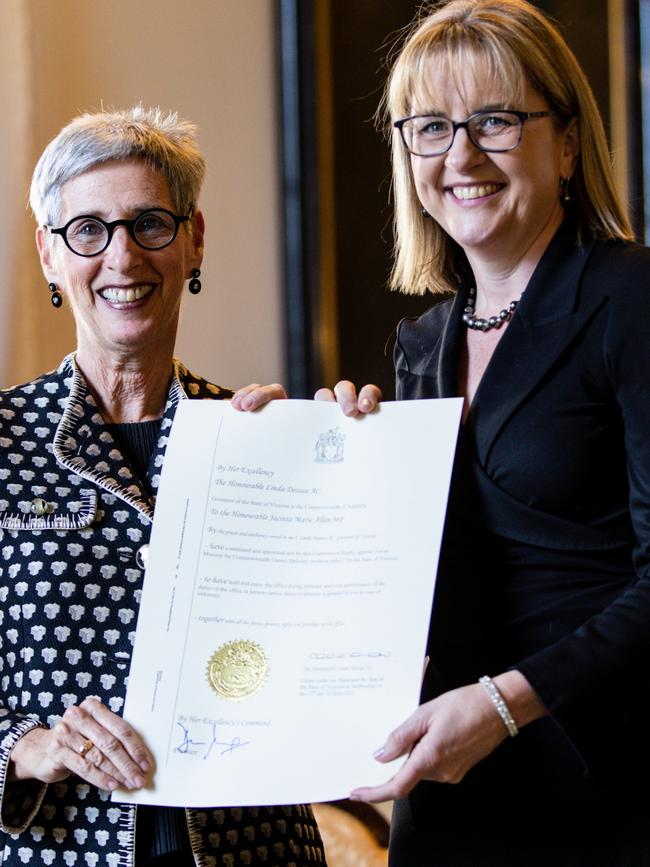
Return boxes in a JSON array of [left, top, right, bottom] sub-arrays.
[[315, 380, 382, 416], [350, 684, 507, 802], [230, 383, 287, 411], [351, 671, 546, 802]]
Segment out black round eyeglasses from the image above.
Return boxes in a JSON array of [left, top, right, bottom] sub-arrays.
[[48, 208, 190, 257]]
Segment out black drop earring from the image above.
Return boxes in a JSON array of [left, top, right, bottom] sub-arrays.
[[48, 283, 62, 308], [421, 206, 430, 218], [559, 176, 572, 204], [188, 268, 202, 295]]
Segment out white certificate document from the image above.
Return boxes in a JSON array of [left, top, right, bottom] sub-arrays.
[[118, 398, 462, 807]]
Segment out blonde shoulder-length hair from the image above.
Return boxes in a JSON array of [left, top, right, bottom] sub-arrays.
[[385, 0, 633, 295]]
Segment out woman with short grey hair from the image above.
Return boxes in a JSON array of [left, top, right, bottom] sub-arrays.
[[0, 106, 324, 867]]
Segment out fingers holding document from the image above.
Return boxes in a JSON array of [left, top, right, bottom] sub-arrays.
[[231, 379, 381, 416], [231, 382, 287, 411], [314, 381, 382, 416], [349, 684, 510, 802], [9, 698, 153, 792]]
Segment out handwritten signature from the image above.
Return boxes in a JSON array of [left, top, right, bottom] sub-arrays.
[[175, 721, 250, 760], [309, 650, 391, 660]]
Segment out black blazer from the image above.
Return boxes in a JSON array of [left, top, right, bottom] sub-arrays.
[[395, 218, 650, 780], [389, 220, 650, 864]]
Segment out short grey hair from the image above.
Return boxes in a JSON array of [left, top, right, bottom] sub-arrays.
[[29, 105, 206, 226]]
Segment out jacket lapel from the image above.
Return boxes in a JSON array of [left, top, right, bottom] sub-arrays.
[[53, 356, 191, 520], [436, 289, 467, 398], [463, 221, 603, 464]]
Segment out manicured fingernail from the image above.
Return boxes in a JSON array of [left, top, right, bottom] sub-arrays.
[[107, 779, 118, 790], [373, 747, 385, 759], [343, 402, 356, 414], [349, 792, 361, 801], [242, 396, 254, 411], [360, 398, 372, 410], [139, 760, 151, 773], [131, 775, 145, 788]]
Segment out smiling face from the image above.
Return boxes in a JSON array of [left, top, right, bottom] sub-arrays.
[[37, 157, 204, 364], [409, 70, 579, 267]]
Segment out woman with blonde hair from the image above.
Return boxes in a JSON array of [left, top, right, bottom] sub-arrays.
[[317, 0, 650, 863]]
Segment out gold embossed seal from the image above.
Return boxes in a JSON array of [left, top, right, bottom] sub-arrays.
[[206, 639, 269, 701]]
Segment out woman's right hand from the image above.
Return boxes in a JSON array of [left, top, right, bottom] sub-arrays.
[[9, 698, 152, 792], [314, 380, 382, 416], [230, 382, 287, 411]]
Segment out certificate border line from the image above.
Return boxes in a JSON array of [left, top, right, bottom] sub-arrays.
[[165, 411, 225, 765]]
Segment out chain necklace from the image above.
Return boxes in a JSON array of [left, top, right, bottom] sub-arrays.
[[462, 287, 520, 331]]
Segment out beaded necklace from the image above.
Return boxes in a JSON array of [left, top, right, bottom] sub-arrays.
[[462, 287, 520, 331]]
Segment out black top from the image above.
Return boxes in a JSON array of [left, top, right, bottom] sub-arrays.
[[389, 220, 650, 865], [105, 419, 162, 495]]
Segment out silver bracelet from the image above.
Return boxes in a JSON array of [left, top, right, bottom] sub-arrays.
[[479, 675, 519, 737]]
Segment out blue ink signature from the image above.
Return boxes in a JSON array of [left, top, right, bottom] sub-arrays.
[[175, 721, 250, 760]]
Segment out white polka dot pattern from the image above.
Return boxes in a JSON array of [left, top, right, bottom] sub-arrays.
[[0, 355, 325, 866]]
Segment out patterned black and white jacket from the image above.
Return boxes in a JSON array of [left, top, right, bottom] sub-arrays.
[[0, 355, 324, 867]]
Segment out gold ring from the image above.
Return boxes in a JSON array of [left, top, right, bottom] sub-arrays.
[[79, 739, 94, 758]]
